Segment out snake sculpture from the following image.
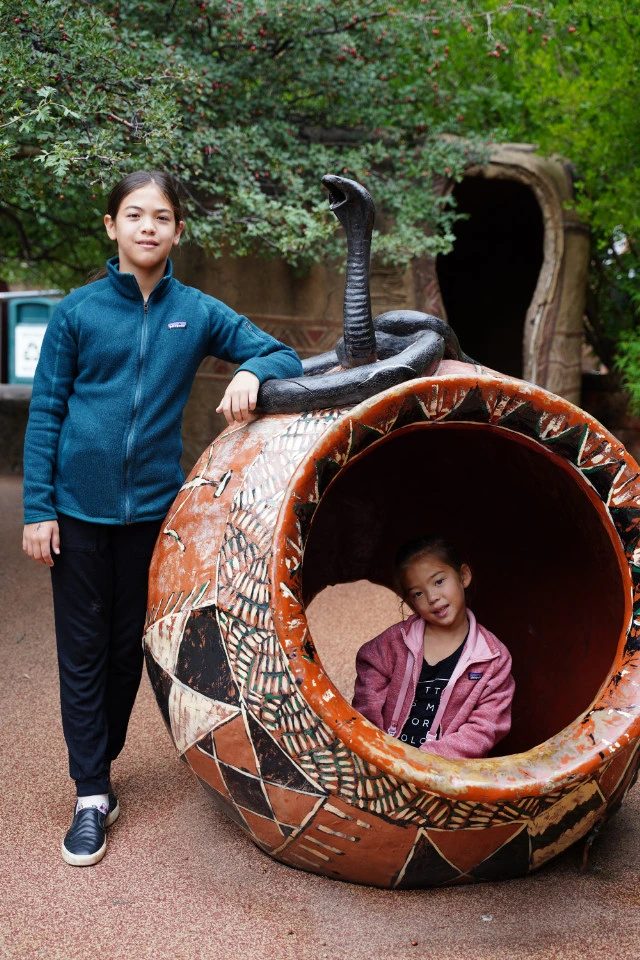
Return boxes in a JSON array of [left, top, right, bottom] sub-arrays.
[[258, 175, 474, 413]]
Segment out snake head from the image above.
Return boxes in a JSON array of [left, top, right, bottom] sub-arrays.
[[322, 174, 375, 236]]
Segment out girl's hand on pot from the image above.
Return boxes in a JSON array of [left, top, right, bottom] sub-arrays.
[[217, 371, 260, 425], [23, 520, 60, 567]]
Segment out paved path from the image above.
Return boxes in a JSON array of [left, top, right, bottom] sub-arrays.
[[1, 475, 639, 960]]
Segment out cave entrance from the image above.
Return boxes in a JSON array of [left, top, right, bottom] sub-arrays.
[[302, 423, 625, 756], [436, 177, 544, 379]]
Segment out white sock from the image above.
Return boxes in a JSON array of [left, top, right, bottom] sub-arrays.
[[76, 793, 109, 815]]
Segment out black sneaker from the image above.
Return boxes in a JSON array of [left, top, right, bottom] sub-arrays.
[[106, 787, 120, 828], [61, 807, 107, 866]]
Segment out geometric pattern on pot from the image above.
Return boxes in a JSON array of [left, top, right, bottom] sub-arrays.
[[273, 375, 640, 791], [145, 371, 640, 886]]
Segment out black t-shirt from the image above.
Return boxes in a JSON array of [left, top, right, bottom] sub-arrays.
[[399, 640, 465, 747]]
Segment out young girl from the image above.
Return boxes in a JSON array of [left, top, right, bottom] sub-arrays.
[[352, 536, 514, 759], [22, 170, 303, 867]]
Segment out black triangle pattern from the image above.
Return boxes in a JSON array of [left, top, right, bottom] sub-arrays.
[[390, 393, 431, 432], [609, 507, 640, 554], [144, 648, 173, 735], [246, 711, 324, 795], [347, 422, 386, 461], [498, 401, 543, 439], [394, 830, 461, 888], [219, 762, 274, 819], [195, 774, 249, 830], [195, 731, 216, 757], [542, 423, 589, 464], [581, 461, 625, 503], [174, 607, 241, 705], [315, 456, 342, 498], [468, 825, 531, 881], [442, 386, 491, 424], [293, 501, 318, 547]]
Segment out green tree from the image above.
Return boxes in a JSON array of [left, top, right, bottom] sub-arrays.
[[493, 2, 640, 389], [1, 0, 553, 288], [414, 1, 640, 395], [4, 0, 637, 399]]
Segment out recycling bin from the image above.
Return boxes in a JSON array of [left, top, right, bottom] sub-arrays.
[[7, 296, 60, 385]]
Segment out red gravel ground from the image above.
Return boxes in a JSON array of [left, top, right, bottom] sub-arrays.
[[1, 473, 639, 960]]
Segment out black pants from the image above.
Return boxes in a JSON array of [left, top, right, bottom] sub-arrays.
[[51, 513, 163, 796]]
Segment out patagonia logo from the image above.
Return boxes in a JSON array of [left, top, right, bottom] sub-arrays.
[[469, 672, 483, 680], [167, 321, 187, 329]]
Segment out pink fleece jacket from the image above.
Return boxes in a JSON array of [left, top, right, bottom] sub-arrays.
[[352, 609, 514, 759]]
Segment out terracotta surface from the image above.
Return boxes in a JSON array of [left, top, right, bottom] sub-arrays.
[[144, 362, 640, 888], [2, 474, 640, 958]]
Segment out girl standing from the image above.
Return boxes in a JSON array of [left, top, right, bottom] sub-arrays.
[[353, 536, 514, 758], [22, 170, 303, 866]]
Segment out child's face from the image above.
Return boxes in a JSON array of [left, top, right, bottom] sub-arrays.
[[401, 554, 471, 631], [104, 183, 184, 276]]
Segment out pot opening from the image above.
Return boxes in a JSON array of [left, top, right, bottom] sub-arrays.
[[302, 423, 626, 755]]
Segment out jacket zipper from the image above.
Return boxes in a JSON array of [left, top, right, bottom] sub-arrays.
[[123, 298, 149, 524], [394, 626, 496, 740], [388, 627, 414, 737]]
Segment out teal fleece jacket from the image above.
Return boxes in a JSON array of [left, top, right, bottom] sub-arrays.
[[23, 257, 303, 525]]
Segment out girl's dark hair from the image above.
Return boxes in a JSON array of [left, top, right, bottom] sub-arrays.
[[394, 536, 467, 596], [106, 169, 183, 222]]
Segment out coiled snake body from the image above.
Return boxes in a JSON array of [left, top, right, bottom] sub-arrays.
[[258, 175, 473, 413]]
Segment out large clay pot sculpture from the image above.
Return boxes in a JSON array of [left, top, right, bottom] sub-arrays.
[[144, 179, 640, 887]]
